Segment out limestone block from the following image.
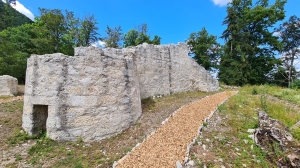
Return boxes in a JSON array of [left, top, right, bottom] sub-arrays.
[[0, 75, 18, 96]]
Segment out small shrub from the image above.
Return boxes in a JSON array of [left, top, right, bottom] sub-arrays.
[[260, 88, 268, 112], [252, 87, 258, 95], [14, 154, 22, 161]]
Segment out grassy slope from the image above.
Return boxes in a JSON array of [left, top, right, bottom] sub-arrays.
[[190, 85, 300, 167]]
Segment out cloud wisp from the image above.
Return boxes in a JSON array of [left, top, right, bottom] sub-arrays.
[[92, 40, 106, 48], [2, 0, 35, 20], [211, 0, 232, 7]]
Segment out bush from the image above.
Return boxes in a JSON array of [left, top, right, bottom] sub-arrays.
[[252, 87, 258, 95], [291, 80, 300, 90]]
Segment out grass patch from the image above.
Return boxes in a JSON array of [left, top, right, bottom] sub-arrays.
[[291, 128, 300, 140], [0, 95, 13, 99], [0, 100, 23, 113], [8, 128, 39, 145]]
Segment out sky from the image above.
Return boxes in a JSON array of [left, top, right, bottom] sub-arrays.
[[3, 0, 300, 46]]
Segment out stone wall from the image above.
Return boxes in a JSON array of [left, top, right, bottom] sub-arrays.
[[0, 75, 18, 96], [22, 43, 218, 142], [124, 43, 218, 98]]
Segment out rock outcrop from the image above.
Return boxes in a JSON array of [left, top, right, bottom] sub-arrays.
[[0, 75, 18, 96], [22, 43, 219, 142]]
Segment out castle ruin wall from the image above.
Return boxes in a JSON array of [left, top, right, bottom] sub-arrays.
[[23, 43, 218, 142]]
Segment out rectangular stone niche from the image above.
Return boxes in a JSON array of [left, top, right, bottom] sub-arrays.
[[32, 105, 48, 135]]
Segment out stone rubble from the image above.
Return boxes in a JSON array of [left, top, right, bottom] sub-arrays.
[[0, 75, 18, 96], [254, 111, 300, 167]]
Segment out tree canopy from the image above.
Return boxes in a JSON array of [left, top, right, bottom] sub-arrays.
[[101, 25, 123, 48], [275, 15, 300, 87], [0, 8, 99, 83], [187, 27, 221, 71], [123, 24, 161, 47], [218, 0, 286, 86]]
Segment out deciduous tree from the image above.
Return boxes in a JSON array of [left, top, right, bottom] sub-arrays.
[[101, 25, 123, 48], [275, 15, 300, 88], [187, 27, 221, 71], [123, 24, 161, 47]]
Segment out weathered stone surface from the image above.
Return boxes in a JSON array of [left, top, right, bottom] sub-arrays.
[[23, 43, 218, 142], [254, 111, 300, 167], [133, 43, 218, 98], [0, 75, 18, 96]]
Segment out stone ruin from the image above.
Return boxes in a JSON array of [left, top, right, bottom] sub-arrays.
[[22, 43, 219, 141], [0, 75, 18, 96]]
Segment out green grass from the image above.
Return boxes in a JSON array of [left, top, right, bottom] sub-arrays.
[[0, 95, 13, 99], [0, 100, 23, 113], [291, 128, 300, 140], [196, 85, 300, 167]]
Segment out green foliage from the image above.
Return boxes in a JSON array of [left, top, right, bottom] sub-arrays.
[[8, 129, 38, 145], [252, 87, 258, 95], [77, 15, 99, 47], [0, 21, 53, 83], [102, 25, 123, 48], [0, 8, 99, 82], [123, 24, 161, 47], [14, 154, 22, 161], [275, 15, 300, 88], [219, 0, 287, 86], [187, 27, 221, 71], [0, 1, 33, 31], [291, 128, 300, 140], [291, 80, 300, 90], [38, 8, 99, 53]]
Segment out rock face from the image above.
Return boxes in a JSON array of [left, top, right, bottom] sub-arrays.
[[22, 43, 219, 141], [0, 75, 18, 96]]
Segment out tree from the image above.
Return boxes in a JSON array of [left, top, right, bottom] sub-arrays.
[[275, 15, 300, 88], [123, 24, 161, 47], [38, 9, 99, 54], [0, 21, 54, 83], [77, 15, 99, 47], [187, 27, 221, 71], [39, 8, 68, 52], [101, 25, 123, 48], [218, 0, 286, 86]]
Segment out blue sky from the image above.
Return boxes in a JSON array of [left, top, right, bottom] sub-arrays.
[[4, 0, 300, 45]]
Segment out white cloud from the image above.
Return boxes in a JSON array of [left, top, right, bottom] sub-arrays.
[[2, 0, 35, 21], [92, 40, 106, 48], [211, 0, 232, 7]]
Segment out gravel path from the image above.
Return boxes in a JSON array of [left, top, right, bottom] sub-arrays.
[[115, 91, 238, 168]]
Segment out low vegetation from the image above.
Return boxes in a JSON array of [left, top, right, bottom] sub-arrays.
[[189, 85, 300, 167], [1, 85, 299, 167]]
